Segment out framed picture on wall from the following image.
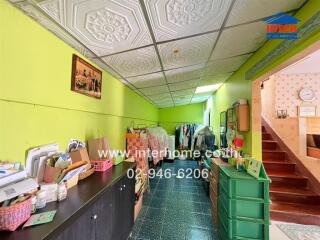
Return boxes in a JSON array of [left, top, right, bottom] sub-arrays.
[[298, 106, 316, 117], [71, 54, 102, 99], [220, 111, 227, 134], [227, 108, 233, 123]]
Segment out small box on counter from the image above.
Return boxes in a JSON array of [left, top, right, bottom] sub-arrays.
[[40, 183, 58, 203], [69, 148, 90, 164]]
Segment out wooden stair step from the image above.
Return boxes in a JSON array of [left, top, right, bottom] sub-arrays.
[[270, 185, 320, 204], [262, 140, 278, 150], [263, 160, 295, 172], [270, 201, 320, 225], [262, 133, 272, 140], [263, 150, 286, 161], [267, 170, 308, 187]]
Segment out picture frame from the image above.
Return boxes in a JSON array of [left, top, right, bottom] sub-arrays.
[[247, 158, 262, 179], [71, 54, 102, 99], [227, 108, 233, 123], [232, 106, 238, 122], [220, 111, 227, 134], [298, 106, 316, 117]]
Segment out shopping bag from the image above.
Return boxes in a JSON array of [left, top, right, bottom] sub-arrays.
[[87, 137, 110, 161]]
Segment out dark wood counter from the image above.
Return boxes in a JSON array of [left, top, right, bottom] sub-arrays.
[[0, 161, 136, 240]]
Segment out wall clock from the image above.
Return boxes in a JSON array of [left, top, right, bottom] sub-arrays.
[[299, 88, 315, 102]]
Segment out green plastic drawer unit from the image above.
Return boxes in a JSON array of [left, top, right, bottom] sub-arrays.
[[218, 187, 270, 221], [219, 166, 270, 201], [218, 207, 269, 240], [218, 220, 265, 240], [218, 222, 261, 240]]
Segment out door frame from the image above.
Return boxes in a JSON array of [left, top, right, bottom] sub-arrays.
[[251, 40, 320, 143]]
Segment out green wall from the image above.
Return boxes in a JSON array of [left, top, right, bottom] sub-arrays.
[[211, 0, 320, 159], [0, 1, 158, 164], [159, 103, 204, 134]]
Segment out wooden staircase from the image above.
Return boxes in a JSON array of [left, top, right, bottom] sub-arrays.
[[262, 126, 320, 225]]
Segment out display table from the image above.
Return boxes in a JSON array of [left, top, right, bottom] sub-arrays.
[[0, 162, 136, 240]]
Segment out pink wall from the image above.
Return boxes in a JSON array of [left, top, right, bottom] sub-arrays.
[[274, 73, 320, 117], [261, 74, 320, 182]]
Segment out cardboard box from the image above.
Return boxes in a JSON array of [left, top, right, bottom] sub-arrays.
[[69, 148, 90, 164]]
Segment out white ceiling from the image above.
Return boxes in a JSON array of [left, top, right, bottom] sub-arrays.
[[10, 0, 306, 108], [278, 49, 320, 74]]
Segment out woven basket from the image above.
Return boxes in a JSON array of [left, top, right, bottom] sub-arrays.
[[0, 197, 32, 231], [78, 166, 95, 181]]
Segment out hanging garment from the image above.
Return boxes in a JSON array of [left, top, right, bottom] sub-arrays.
[[147, 127, 169, 165], [126, 131, 149, 176], [205, 135, 216, 151]]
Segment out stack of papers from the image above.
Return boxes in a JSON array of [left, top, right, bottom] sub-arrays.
[[0, 178, 38, 202], [0, 162, 27, 188], [25, 143, 59, 182]]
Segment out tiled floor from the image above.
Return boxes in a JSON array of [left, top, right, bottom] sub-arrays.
[[129, 160, 216, 240], [270, 221, 291, 240]]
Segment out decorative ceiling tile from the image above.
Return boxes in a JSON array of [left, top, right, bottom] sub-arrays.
[[139, 85, 169, 96], [157, 103, 174, 108], [158, 33, 218, 70], [38, 0, 64, 24], [90, 58, 121, 79], [193, 92, 213, 98], [175, 101, 191, 106], [15, 2, 95, 58], [154, 98, 173, 103], [171, 89, 195, 97], [191, 97, 208, 103], [102, 46, 161, 77], [38, 0, 153, 56], [174, 95, 193, 102], [153, 99, 174, 107], [148, 92, 172, 101], [205, 54, 252, 75], [226, 0, 306, 27], [169, 79, 199, 91], [144, 0, 232, 41], [211, 22, 266, 60], [200, 72, 233, 85], [165, 64, 204, 83], [126, 72, 166, 88]]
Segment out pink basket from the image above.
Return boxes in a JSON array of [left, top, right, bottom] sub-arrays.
[[0, 198, 32, 231], [91, 159, 113, 172]]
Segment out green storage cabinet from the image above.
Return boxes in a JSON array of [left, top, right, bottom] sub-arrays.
[[218, 166, 271, 240], [219, 166, 270, 201], [219, 187, 270, 220], [218, 207, 269, 240]]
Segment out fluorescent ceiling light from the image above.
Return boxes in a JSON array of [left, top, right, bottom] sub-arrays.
[[195, 84, 222, 94]]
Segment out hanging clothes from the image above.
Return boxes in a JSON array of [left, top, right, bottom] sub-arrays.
[[192, 126, 217, 152], [147, 127, 168, 165], [126, 131, 149, 173], [175, 123, 199, 149], [126, 130, 149, 192]]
